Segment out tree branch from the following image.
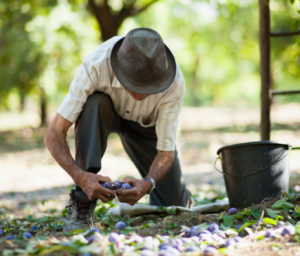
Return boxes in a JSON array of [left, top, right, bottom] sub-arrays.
[[131, 0, 159, 16], [118, 0, 158, 21], [270, 30, 300, 37]]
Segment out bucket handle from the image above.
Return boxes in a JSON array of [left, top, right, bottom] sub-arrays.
[[214, 147, 291, 178]]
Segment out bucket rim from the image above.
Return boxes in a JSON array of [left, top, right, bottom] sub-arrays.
[[216, 140, 292, 155]]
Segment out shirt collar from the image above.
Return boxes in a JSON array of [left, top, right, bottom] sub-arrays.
[[112, 75, 122, 88]]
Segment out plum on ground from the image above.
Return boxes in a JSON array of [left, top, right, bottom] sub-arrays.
[[61, 241, 70, 246], [185, 245, 201, 252], [234, 236, 243, 243], [90, 226, 101, 233], [121, 183, 133, 190], [236, 224, 242, 230], [276, 221, 285, 228], [27, 230, 35, 236], [225, 238, 236, 247], [204, 246, 218, 256], [6, 235, 15, 240], [0, 229, 5, 237], [108, 232, 121, 243], [281, 225, 295, 236], [31, 225, 39, 230], [228, 208, 238, 214], [265, 230, 276, 238], [115, 221, 126, 230], [88, 235, 102, 244], [208, 223, 219, 232], [23, 232, 32, 239], [114, 181, 122, 189]]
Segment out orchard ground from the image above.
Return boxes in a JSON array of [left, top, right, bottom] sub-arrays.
[[1, 104, 300, 255]]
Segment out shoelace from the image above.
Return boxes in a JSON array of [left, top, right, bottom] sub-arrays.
[[66, 193, 93, 223]]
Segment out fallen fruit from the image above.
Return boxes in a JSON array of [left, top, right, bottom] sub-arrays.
[[225, 238, 236, 247], [204, 246, 218, 256], [0, 229, 5, 237], [122, 183, 133, 190], [208, 223, 219, 232], [115, 221, 127, 230], [265, 230, 276, 238], [23, 232, 32, 239], [31, 225, 39, 230], [228, 208, 238, 214], [88, 235, 102, 244], [281, 225, 295, 236], [90, 226, 101, 233], [6, 235, 15, 240]]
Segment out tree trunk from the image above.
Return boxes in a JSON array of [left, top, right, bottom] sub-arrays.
[[259, 0, 271, 140], [19, 89, 25, 112], [40, 87, 47, 127]]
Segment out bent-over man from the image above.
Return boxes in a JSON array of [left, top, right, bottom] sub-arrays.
[[44, 28, 193, 232]]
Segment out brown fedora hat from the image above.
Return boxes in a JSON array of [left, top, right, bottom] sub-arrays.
[[110, 28, 176, 95]]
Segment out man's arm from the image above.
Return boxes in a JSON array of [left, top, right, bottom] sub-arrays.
[[44, 113, 116, 202], [116, 150, 174, 205]]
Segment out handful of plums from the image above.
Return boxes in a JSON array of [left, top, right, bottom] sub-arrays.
[[100, 180, 133, 190]]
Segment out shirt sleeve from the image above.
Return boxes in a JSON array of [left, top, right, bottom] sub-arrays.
[[57, 62, 96, 123], [156, 66, 186, 151], [156, 96, 184, 151]]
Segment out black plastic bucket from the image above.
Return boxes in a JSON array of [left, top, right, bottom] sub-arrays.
[[215, 141, 291, 208]]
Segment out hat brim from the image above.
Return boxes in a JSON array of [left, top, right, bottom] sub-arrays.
[[110, 37, 176, 95]]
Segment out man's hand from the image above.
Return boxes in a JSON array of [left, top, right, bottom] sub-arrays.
[[116, 177, 152, 206], [75, 171, 116, 202]]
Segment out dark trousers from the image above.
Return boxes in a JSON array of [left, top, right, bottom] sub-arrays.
[[74, 92, 188, 207]]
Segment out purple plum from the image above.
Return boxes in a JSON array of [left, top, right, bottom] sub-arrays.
[[6, 235, 15, 240], [225, 238, 236, 247], [201, 230, 212, 235], [159, 243, 171, 250], [130, 234, 143, 243], [27, 230, 35, 236], [90, 226, 101, 233], [170, 239, 183, 249], [88, 235, 102, 244], [199, 234, 214, 243], [185, 245, 201, 252], [101, 182, 115, 190], [204, 246, 218, 256], [265, 230, 276, 238], [228, 208, 238, 214], [236, 224, 242, 230], [122, 183, 133, 190], [108, 232, 121, 243], [31, 225, 39, 230], [208, 223, 219, 232], [23, 232, 32, 239], [281, 225, 295, 236], [234, 236, 243, 243], [115, 221, 126, 230], [0, 229, 5, 237], [276, 221, 285, 228], [114, 181, 122, 189]]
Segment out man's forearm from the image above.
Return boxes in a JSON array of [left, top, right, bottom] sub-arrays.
[[146, 150, 175, 184], [44, 127, 82, 183]]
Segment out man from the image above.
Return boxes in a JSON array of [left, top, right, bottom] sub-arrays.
[[44, 28, 192, 232]]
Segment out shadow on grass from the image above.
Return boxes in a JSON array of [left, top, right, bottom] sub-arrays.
[[0, 184, 74, 205]]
